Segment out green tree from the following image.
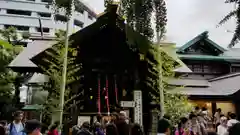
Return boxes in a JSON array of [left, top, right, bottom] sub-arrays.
[[0, 26, 27, 108], [38, 30, 80, 125], [117, 0, 167, 40], [219, 0, 240, 47], [149, 45, 193, 125], [0, 39, 22, 119], [48, 0, 84, 18], [0, 26, 30, 45], [154, 0, 167, 41]]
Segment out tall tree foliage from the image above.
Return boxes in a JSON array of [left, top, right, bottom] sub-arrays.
[[0, 26, 30, 45], [219, 0, 240, 47], [0, 42, 22, 119], [49, 0, 87, 18], [0, 27, 25, 109], [149, 45, 193, 125], [0, 41, 18, 103], [154, 0, 167, 42], [40, 30, 81, 125], [114, 0, 167, 40]]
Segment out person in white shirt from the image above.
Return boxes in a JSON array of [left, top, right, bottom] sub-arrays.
[[227, 113, 239, 128], [217, 116, 228, 135], [214, 108, 223, 127], [157, 118, 171, 135]]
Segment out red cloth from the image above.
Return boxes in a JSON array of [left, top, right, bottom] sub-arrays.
[[48, 129, 58, 135]]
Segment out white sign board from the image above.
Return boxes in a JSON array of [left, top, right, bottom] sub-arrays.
[[134, 90, 143, 126], [121, 101, 135, 108], [77, 116, 91, 127]]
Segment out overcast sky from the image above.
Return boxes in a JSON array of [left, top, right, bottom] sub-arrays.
[[85, 0, 237, 48]]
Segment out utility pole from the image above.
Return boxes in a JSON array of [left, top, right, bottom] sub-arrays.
[[59, 0, 74, 132]]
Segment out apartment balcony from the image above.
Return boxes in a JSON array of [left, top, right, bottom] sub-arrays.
[[0, 14, 54, 28], [0, 0, 51, 13]]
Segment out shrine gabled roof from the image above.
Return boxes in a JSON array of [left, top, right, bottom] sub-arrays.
[[69, 4, 151, 56], [8, 40, 55, 72], [177, 31, 226, 53], [168, 73, 240, 96], [27, 73, 49, 84]]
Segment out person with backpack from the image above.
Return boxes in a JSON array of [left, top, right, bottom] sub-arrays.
[[8, 111, 25, 135]]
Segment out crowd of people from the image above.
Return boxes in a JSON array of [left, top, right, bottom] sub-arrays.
[[1, 108, 240, 135], [71, 111, 143, 135], [172, 107, 240, 135]]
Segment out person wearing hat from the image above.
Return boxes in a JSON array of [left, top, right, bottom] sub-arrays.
[[24, 119, 42, 135]]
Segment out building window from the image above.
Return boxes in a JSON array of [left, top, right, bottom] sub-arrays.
[[193, 64, 202, 73], [36, 27, 50, 33], [7, 9, 31, 16], [55, 14, 67, 22], [41, 0, 52, 3], [38, 12, 51, 18], [88, 15, 93, 20], [4, 25, 29, 31], [203, 65, 211, 73], [188, 64, 204, 73], [74, 20, 84, 28], [231, 66, 240, 72]]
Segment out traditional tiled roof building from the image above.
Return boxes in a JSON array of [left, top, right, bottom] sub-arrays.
[[170, 31, 240, 117]]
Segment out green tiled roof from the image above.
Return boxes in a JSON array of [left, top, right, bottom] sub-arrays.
[[178, 54, 240, 61], [177, 31, 226, 53], [22, 104, 43, 110]]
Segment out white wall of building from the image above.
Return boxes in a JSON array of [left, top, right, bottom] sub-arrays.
[[0, 0, 96, 37]]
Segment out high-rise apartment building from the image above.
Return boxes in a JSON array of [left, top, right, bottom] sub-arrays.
[[0, 0, 97, 38]]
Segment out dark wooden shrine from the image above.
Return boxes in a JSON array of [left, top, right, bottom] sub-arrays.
[[31, 4, 157, 132]]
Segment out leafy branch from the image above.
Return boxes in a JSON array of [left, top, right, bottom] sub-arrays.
[[218, 0, 240, 47]]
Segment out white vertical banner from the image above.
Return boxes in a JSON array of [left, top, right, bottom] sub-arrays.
[[134, 90, 143, 126]]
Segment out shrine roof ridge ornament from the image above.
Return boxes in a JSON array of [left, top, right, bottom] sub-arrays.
[[97, 3, 120, 18], [177, 31, 226, 53]]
